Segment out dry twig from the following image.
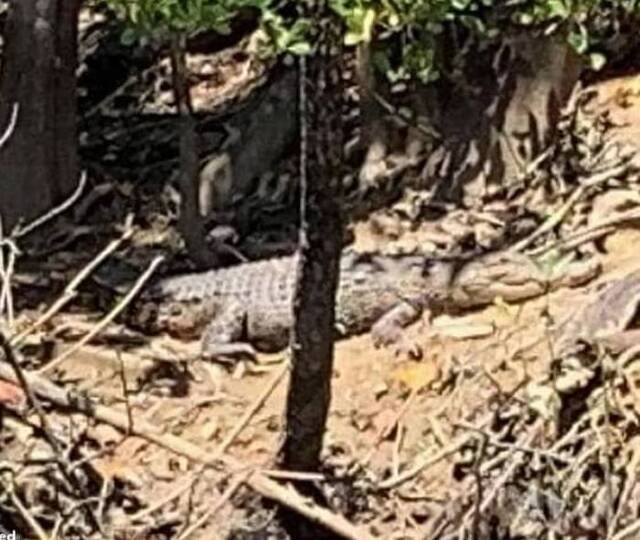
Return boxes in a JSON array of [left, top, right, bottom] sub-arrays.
[[511, 163, 630, 253], [0, 361, 372, 539], [10, 214, 135, 347], [0, 333, 101, 531], [39, 254, 163, 374], [176, 470, 252, 540], [0, 103, 19, 148], [0, 219, 17, 325], [530, 206, 640, 256], [132, 360, 289, 521], [11, 171, 88, 240], [608, 443, 640, 539], [358, 387, 418, 471], [0, 171, 89, 327], [5, 481, 48, 540]]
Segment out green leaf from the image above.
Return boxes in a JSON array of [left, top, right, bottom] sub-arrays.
[[547, 0, 570, 19], [518, 12, 534, 25], [361, 8, 376, 42], [100, 0, 634, 84], [589, 52, 607, 71], [119, 27, 139, 46], [568, 24, 589, 54], [344, 31, 361, 46], [288, 41, 312, 55]]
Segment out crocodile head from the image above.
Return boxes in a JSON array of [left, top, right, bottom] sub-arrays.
[[129, 299, 214, 338], [128, 278, 219, 339]]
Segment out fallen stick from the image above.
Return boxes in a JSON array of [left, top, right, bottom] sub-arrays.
[[12, 171, 88, 240], [132, 360, 290, 521], [377, 432, 473, 490], [0, 225, 16, 325], [5, 482, 49, 540], [510, 163, 630, 253], [38, 255, 163, 374], [10, 214, 135, 347], [0, 361, 375, 540], [529, 206, 640, 256], [0, 103, 19, 149], [1, 171, 89, 327], [175, 470, 251, 540], [358, 387, 417, 471]]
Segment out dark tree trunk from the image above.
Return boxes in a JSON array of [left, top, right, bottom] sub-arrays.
[[0, 0, 80, 230], [169, 34, 218, 268], [280, 6, 344, 472]]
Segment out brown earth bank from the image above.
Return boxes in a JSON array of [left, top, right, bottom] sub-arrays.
[[3, 20, 640, 539]]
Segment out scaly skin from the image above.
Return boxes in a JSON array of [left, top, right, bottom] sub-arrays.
[[131, 250, 601, 358], [132, 251, 455, 356]]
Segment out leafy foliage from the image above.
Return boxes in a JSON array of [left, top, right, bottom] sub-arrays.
[[102, 0, 639, 77], [331, 0, 640, 81], [104, 0, 271, 43], [255, 9, 312, 56]]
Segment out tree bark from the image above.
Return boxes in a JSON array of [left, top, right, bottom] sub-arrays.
[[280, 5, 344, 473], [0, 0, 80, 230], [169, 34, 218, 268]]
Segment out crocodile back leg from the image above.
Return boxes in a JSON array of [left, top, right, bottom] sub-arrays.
[[245, 265, 295, 352], [201, 299, 255, 359]]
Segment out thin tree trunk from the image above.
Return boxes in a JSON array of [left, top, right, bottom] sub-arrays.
[[169, 34, 217, 268], [0, 0, 79, 230], [280, 5, 345, 472], [357, 39, 389, 187]]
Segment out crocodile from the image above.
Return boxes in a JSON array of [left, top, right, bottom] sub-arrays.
[[130, 250, 601, 359]]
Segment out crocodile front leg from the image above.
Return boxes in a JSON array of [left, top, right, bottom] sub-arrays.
[[371, 300, 426, 358], [200, 299, 257, 360]]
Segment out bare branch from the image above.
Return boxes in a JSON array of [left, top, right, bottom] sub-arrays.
[[0, 358, 372, 540], [5, 480, 48, 540], [0, 216, 18, 325], [39, 254, 164, 374], [10, 214, 135, 346], [0, 103, 19, 149], [13, 170, 88, 239], [175, 471, 252, 540]]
